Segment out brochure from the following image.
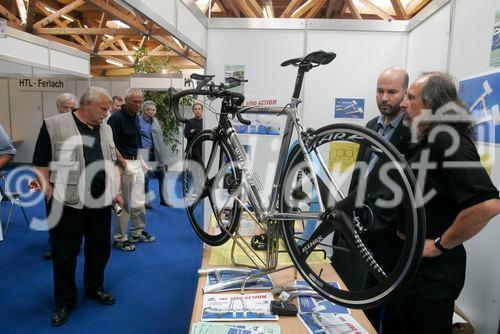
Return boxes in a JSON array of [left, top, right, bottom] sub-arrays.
[[205, 269, 273, 292], [299, 313, 368, 334], [201, 292, 278, 321], [192, 322, 280, 334], [295, 280, 349, 314]]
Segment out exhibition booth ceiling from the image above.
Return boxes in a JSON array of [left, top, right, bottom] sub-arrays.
[[0, 0, 205, 76], [196, 0, 433, 20]]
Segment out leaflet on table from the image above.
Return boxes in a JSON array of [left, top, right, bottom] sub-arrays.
[[299, 313, 368, 334], [201, 292, 278, 321], [192, 322, 280, 334], [205, 269, 273, 292], [295, 280, 350, 314]]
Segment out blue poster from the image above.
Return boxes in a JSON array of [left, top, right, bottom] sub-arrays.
[[296, 280, 350, 314], [458, 69, 500, 144], [334, 98, 365, 119]]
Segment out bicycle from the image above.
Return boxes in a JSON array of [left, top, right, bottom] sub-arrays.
[[171, 50, 426, 309]]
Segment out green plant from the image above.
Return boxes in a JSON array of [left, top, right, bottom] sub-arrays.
[[133, 47, 192, 153]]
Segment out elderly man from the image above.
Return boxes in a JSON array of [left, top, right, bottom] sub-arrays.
[[56, 93, 77, 114], [382, 72, 500, 333], [108, 88, 155, 251], [139, 100, 170, 208], [33, 87, 124, 326], [43, 92, 78, 260]]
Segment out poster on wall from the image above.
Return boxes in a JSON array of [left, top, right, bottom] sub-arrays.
[[224, 64, 245, 94], [490, 10, 500, 67], [458, 68, 500, 145], [231, 95, 285, 136], [334, 98, 365, 119]]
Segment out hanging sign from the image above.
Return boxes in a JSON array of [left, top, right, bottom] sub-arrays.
[[16, 77, 67, 91]]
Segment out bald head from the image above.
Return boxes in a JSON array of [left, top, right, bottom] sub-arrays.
[[376, 67, 409, 123]]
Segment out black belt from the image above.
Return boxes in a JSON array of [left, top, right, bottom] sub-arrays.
[[122, 155, 137, 160]]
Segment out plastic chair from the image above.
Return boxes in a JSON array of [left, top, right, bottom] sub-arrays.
[[0, 171, 29, 236]]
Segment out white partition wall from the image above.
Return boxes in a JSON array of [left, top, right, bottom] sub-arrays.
[[305, 29, 408, 129]]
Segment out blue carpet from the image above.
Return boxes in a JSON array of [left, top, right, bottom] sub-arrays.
[[0, 170, 203, 334]]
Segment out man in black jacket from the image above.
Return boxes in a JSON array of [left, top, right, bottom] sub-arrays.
[[184, 102, 204, 162], [331, 67, 410, 330]]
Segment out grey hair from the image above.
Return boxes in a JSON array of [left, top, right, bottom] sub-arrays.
[[79, 87, 112, 106], [142, 100, 156, 111], [56, 93, 77, 108], [125, 87, 143, 98], [418, 71, 473, 137]]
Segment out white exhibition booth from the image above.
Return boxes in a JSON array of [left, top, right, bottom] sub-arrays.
[[0, 0, 498, 332]]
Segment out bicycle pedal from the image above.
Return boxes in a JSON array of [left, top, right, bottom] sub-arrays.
[[251, 234, 267, 251], [270, 300, 298, 316]]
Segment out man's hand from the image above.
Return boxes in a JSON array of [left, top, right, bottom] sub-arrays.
[[113, 192, 125, 208], [422, 238, 441, 258]]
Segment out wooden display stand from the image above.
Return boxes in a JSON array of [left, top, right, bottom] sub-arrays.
[[190, 243, 377, 333]]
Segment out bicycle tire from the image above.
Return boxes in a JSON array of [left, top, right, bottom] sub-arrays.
[[183, 130, 243, 246], [278, 123, 425, 309]]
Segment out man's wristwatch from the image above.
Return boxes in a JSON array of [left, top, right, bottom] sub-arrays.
[[434, 237, 448, 253]]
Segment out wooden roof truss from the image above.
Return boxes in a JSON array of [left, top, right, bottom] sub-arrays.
[[0, 0, 206, 76]]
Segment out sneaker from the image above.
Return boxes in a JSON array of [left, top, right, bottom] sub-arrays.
[[130, 231, 156, 243], [112, 240, 136, 251]]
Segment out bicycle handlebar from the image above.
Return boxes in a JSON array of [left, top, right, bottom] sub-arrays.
[[170, 87, 245, 124]]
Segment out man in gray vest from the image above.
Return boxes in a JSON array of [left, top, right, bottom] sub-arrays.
[[33, 87, 124, 327]]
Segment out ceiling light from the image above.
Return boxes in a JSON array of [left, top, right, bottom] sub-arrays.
[[132, 46, 139, 51], [104, 34, 114, 39], [128, 56, 135, 62], [106, 59, 123, 67], [107, 20, 130, 29], [44, 6, 74, 22], [62, 15, 74, 22], [161, 69, 167, 74]]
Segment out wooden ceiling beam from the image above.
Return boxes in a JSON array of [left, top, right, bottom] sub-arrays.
[[390, 0, 407, 19], [92, 12, 107, 53], [33, 0, 85, 29], [0, 3, 22, 25], [234, 0, 258, 17], [87, 0, 147, 34], [25, 0, 37, 33], [41, 34, 91, 52], [326, 0, 336, 18], [98, 50, 175, 56], [221, 0, 240, 17], [33, 27, 141, 35], [405, 0, 431, 16], [245, 0, 263, 17], [358, 0, 392, 20], [15, 0, 27, 24], [280, 0, 303, 18], [306, 0, 327, 18], [291, 0, 317, 18], [345, 0, 362, 19]]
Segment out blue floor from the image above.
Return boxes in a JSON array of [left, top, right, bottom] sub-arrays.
[[0, 171, 203, 333]]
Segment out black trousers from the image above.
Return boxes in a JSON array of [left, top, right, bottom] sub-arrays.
[[48, 200, 112, 308], [382, 247, 466, 334]]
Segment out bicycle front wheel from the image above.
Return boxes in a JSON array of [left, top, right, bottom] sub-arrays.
[[183, 130, 243, 246], [279, 123, 425, 309]]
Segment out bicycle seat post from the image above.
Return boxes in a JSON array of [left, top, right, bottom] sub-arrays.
[[292, 68, 307, 99]]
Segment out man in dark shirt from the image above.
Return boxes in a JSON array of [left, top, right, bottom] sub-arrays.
[[184, 102, 204, 162], [33, 87, 123, 326], [107, 87, 155, 251], [382, 72, 500, 333]]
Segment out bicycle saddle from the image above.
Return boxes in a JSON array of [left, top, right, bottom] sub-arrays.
[[281, 50, 337, 67]]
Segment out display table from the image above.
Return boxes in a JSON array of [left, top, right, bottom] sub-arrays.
[[189, 243, 376, 333]]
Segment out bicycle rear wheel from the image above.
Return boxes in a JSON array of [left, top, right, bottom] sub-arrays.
[[279, 123, 425, 309], [183, 130, 243, 246]]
